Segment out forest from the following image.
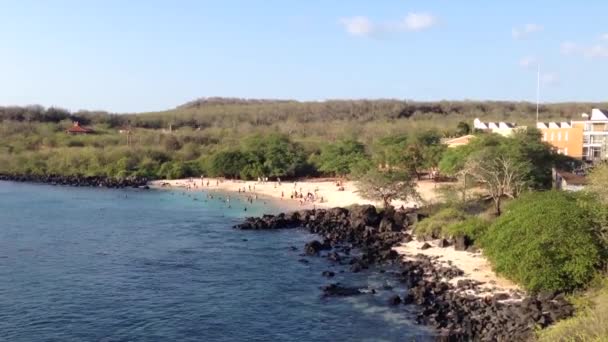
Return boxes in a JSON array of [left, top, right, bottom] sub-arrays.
[[0, 98, 603, 181]]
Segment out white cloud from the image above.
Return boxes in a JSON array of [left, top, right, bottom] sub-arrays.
[[512, 23, 543, 39], [560, 41, 579, 55], [519, 56, 538, 69], [584, 44, 608, 58], [340, 12, 437, 37], [340, 16, 374, 37], [400, 12, 437, 31], [600, 33, 608, 41], [541, 72, 559, 86], [561, 40, 608, 59]]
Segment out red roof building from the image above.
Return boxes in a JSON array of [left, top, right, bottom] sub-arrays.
[[66, 121, 93, 134]]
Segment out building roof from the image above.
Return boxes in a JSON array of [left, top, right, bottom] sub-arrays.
[[444, 134, 475, 148], [575, 108, 608, 123], [66, 122, 92, 133], [473, 118, 517, 130], [557, 170, 588, 186], [536, 122, 571, 129], [590, 108, 608, 121]]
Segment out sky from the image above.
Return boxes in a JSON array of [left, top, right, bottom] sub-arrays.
[[0, 0, 607, 113]]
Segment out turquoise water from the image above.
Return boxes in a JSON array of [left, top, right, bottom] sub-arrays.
[[0, 181, 432, 341]]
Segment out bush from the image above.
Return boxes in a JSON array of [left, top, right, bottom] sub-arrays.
[[444, 217, 488, 243], [537, 277, 608, 341], [415, 207, 469, 239], [481, 191, 601, 293]]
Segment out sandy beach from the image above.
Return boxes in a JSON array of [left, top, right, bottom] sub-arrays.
[[149, 177, 447, 210], [394, 240, 521, 297]]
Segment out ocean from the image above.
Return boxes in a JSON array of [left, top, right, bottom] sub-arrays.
[[0, 181, 433, 341]]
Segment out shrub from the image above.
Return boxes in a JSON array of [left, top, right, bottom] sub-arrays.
[[415, 207, 469, 239], [537, 277, 608, 341], [481, 191, 601, 293], [444, 217, 488, 243]]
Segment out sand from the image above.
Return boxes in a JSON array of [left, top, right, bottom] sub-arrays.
[[394, 240, 522, 297], [149, 177, 447, 210]]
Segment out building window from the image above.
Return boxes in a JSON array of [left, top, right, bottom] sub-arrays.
[[593, 147, 602, 159], [543, 132, 547, 141], [565, 131, 568, 141], [564, 147, 568, 156], [558, 132, 562, 141], [551, 132, 554, 141]]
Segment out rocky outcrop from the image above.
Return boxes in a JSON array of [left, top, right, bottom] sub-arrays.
[[234, 205, 574, 341], [0, 174, 148, 188]]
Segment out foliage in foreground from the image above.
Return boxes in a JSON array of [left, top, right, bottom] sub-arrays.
[[356, 169, 420, 208], [481, 191, 602, 293], [537, 277, 608, 342], [414, 207, 469, 239]]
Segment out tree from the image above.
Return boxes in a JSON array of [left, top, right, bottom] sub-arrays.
[[465, 150, 529, 215], [314, 139, 369, 177], [357, 169, 420, 208], [587, 163, 608, 205], [456, 121, 471, 136], [209, 150, 249, 178]]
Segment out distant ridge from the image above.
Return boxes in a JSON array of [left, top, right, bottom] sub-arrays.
[[177, 97, 298, 109]]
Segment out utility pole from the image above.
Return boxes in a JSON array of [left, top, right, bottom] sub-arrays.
[[536, 63, 540, 123]]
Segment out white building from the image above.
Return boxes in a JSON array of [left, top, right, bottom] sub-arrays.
[[571, 108, 608, 161], [473, 118, 519, 136]]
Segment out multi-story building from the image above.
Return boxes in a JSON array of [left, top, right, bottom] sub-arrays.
[[571, 108, 608, 162], [536, 121, 583, 158]]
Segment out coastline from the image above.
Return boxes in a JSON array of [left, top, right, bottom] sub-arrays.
[[149, 177, 445, 210], [235, 206, 569, 340], [151, 177, 517, 293]]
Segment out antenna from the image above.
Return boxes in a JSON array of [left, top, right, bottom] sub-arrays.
[[536, 63, 540, 123]]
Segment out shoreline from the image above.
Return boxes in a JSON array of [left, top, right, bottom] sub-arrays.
[[152, 177, 518, 293], [235, 206, 572, 340], [149, 177, 446, 210]]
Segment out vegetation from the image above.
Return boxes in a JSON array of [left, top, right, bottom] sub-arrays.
[[309, 139, 371, 177], [481, 191, 603, 293], [588, 163, 608, 205], [356, 169, 420, 208], [414, 207, 469, 238], [538, 277, 608, 342], [443, 217, 489, 244]]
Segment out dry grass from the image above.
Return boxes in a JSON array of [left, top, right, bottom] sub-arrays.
[[537, 278, 608, 342]]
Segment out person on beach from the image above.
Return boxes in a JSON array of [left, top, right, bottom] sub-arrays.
[[281, 191, 284, 200]]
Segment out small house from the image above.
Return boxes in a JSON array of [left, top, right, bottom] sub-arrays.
[[66, 121, 93, 134]]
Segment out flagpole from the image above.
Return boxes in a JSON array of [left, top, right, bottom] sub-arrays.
[[536, 63, 540, 123]]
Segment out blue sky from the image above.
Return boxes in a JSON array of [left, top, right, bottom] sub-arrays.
[[0, 0, 606, 113]]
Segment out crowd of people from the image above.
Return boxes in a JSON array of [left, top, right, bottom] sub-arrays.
[[169, 176, 334, 210]]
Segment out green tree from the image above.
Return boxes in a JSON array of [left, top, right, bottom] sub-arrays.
[[209, 150, 249, 178], [357, 169, 420, 208], [314, 139, 369, 177], [456, 121, 471, 135], [465, 150, 530, 215]]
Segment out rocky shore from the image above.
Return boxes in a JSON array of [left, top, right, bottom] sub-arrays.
[[234, 205, 574, 341], [0, 174, 149, 189]]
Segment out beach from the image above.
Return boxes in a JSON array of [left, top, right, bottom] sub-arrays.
[[151, 177, 519, 297], [149, 177, 446, 210]]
